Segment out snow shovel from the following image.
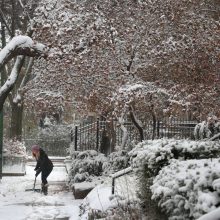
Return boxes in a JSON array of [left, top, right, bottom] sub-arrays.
[[25, 176, 41, 192]]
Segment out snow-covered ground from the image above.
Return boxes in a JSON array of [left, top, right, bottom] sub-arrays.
[[0, 155, 139, 220], [0, 165, 82, 220], [80, 169, 139, 219]]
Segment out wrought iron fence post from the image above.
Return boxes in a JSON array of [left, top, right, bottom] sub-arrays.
[[70, 129, 73, 142], [157, 120, 160, 138], [96, 118, 99, 151], [75, 126, 78, 151]]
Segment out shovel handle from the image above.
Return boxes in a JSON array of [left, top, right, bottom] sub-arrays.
[[33, 175, 37, 190]]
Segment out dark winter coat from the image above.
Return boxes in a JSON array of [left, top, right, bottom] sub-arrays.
[[35, 148, 53, 176]]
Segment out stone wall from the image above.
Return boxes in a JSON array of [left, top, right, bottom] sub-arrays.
[[3, 155, 26, 175]]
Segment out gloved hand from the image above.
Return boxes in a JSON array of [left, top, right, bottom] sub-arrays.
[[35, 169, 41, 177]]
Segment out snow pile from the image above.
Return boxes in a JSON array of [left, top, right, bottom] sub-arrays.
[[198, 207, 220, 220], [3, 139, 27, 157], [69, 150, 107, 183], [80, 178, 140, 219], [151, 159, 220, 220], [79, 185, 116, 219], [129, 139, 220, 176]]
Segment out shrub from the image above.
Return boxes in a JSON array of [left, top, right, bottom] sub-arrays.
[[129, 139, 220, 177], [151, 159, 220, 220], [3, 139, 27, 157], [129, 139, 220, 218], [102, 150, 130, 174], [69, 150, 107, 183]]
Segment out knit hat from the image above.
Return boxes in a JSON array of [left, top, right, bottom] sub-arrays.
[[31, 145, 40, 153]]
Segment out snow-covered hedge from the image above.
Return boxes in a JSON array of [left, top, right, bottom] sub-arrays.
[[129, 139, 220, 177], [35, 123, 73, 156], [68, 149, 131, 183], [69, 150, 107, 183], [194, 115, 220, 140], [151, 159, 220, 220], [102, 150, 130, 174], [3, 139, 27, 157]]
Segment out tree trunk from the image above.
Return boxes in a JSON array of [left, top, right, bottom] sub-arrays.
[[99, 116, 116, 155], [10, 102, 23, 141], [106, 119, 116, 153], [118, 108, 128, 149], [151, 109, 157, 140], [129, 106, 144, 142], [100, 129, 110, 155]]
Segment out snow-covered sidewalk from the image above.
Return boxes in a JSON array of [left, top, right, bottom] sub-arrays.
[[0, 164, 82, 220]]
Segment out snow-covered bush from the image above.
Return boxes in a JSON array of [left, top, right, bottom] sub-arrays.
[[36, 123, 72, 156], [69, 150, 131, 183], [102, 150, 130, 174], [38, 123, 71, 140], [129, 139, 220, 177], [3, 139, 27, 157], [151, 159, 220, 220], [194, 115, 220, 140], [129, 139, 220, 218], [87, 201, 142, 220], [69, 150, 107, 183]]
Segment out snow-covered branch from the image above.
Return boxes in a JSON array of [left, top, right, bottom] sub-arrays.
[[0, 36, 48, 70], [0, 36, 48, 110], [0, 56, 25, 109], [0, 56, 24, 97], [209, 133, 220, 141]]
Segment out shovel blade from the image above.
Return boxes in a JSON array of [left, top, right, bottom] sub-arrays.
[[25, 188, 41, 192]]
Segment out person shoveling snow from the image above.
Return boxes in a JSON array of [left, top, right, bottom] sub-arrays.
[[31, 145, 53, 195]]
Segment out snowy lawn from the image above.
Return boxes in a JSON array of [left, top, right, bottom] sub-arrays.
[[0, 165, 82, 220]]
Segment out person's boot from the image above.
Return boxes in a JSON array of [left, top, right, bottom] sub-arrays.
[[44, 184, 48, 195], [41, 183, 44, 194], [41, 183, 48, 195]]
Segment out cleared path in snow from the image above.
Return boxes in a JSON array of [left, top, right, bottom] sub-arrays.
[[0, 157, 82, 220]]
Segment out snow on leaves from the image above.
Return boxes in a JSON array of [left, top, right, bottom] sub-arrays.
[[3, 138, 26, 157], [151, 159, 220, 219], [129, 139, 220, 175], [28, 0, 219, 119]]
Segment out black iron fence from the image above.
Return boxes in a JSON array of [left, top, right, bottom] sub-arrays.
[[71, 118, 198, 153]]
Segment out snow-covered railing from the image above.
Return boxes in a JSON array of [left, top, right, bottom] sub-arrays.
[[111, 167, 133, 194]]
